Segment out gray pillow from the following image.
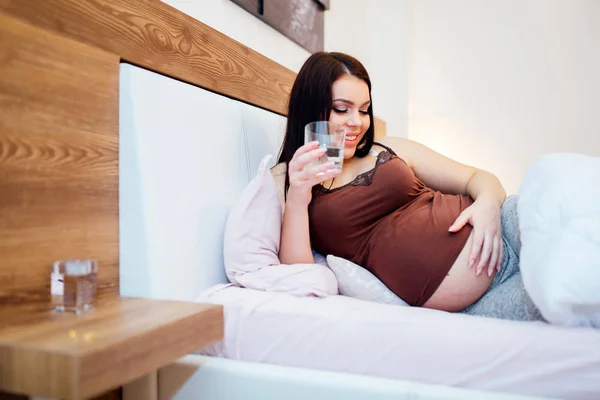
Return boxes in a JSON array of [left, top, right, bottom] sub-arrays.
[[326, 254, 409, 306]]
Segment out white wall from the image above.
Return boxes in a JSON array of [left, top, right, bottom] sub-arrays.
[[326, 0, 409, 138], [164, 0, 409, 139], [408, 0, 600, 194]]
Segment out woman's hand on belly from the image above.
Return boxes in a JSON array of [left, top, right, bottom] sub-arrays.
[[449, 196, 504, 278], [423, 232, 496, 312]]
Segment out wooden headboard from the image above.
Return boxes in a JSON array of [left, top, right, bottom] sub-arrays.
[[0, 0, 386, 305]]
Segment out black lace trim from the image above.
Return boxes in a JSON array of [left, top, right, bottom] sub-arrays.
[[374, 141, 398, 157], [315, 149, 397, 194]]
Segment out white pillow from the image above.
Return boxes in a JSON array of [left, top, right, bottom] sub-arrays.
[[326, 255, 409, 306], [223, 154, 338, 297], [518, 153, 600, 328]]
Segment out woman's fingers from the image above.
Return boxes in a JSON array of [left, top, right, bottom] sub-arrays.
[[299, 162, 329, 182], [469, 228, 484, 270], [291, 157, 339, 188], [497, 239, 504, 272], [287, 142, 340, 194], [312, 161, 337, 175], [448, 211, 469, 232], [293, 141, 320, 158], [476, 231, 492, 276], [488, 236, 500, 277], [290, 147, 326, 172], [307, 165, 341, 186]]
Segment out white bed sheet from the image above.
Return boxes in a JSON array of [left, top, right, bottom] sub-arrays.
[[196, 284, 600, 400]]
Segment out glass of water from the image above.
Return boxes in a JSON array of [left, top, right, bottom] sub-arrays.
[[304, 121, 346, 171], [51, 259, 98, 314]]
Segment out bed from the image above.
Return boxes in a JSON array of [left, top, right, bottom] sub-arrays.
[[118, 42, 600, 400], [196, 285, 600, 399], [1, 1, 598, 400]]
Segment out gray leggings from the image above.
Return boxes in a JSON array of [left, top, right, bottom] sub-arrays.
[[459, 195, 544, 321]]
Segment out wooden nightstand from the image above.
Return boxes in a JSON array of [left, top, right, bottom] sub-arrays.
[[0, 296, 223, 399]]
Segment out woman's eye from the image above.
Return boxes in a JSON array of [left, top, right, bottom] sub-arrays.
[[359, 110, 369, 115], [333, 108, 348, 114]]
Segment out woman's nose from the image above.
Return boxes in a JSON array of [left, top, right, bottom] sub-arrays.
[[346, 111, 360, 127]]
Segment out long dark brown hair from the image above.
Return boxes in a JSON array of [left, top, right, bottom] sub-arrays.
[[277, 52, 375, 197]]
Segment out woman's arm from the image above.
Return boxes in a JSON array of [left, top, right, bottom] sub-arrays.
[[381, 136, 506, 202], [279, 194, 314, 264], [272, 163, 314, 264], [272, 145, 340, 265], [463, 169, 506, 208]]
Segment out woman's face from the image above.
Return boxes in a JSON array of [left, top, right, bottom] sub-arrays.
[[329, 74, 371, 159]]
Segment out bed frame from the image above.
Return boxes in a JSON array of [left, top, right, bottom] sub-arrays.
[[0, 0, 386, 305], [0, 0, 294, 305], [0, 2, 550, 400]]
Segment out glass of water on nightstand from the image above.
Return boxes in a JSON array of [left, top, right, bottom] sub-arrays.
[[304, 121, 346, 172], [51, 259, 98, 314]]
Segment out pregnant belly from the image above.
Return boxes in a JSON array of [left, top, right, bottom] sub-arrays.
[[423, 231, 495, 312]]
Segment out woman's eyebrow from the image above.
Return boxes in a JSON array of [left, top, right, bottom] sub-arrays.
[[333, 98, 371, 107]]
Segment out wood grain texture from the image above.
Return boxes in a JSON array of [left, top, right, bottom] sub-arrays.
[[0, 0, 296, 116], [0, 391, 27, 399], [0, 12, 119, 304], [92, 388, 122, 400], [122, 371, 156, 400], [0, 297, 223, 400]]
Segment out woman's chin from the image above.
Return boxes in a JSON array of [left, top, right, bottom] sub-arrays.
[[343, 147, 356, 159]]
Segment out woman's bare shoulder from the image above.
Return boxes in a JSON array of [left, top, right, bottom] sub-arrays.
[[379, 136, 410, 151], [379, 136, 416, 167]]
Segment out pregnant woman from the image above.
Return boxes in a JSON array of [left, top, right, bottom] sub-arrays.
[[271, 51, 542, 321]]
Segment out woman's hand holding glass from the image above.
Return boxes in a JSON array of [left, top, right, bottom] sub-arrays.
[[286, 141, 341, 207]]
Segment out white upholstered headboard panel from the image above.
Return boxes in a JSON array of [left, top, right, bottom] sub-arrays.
[[119, 63, 286, 301]]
